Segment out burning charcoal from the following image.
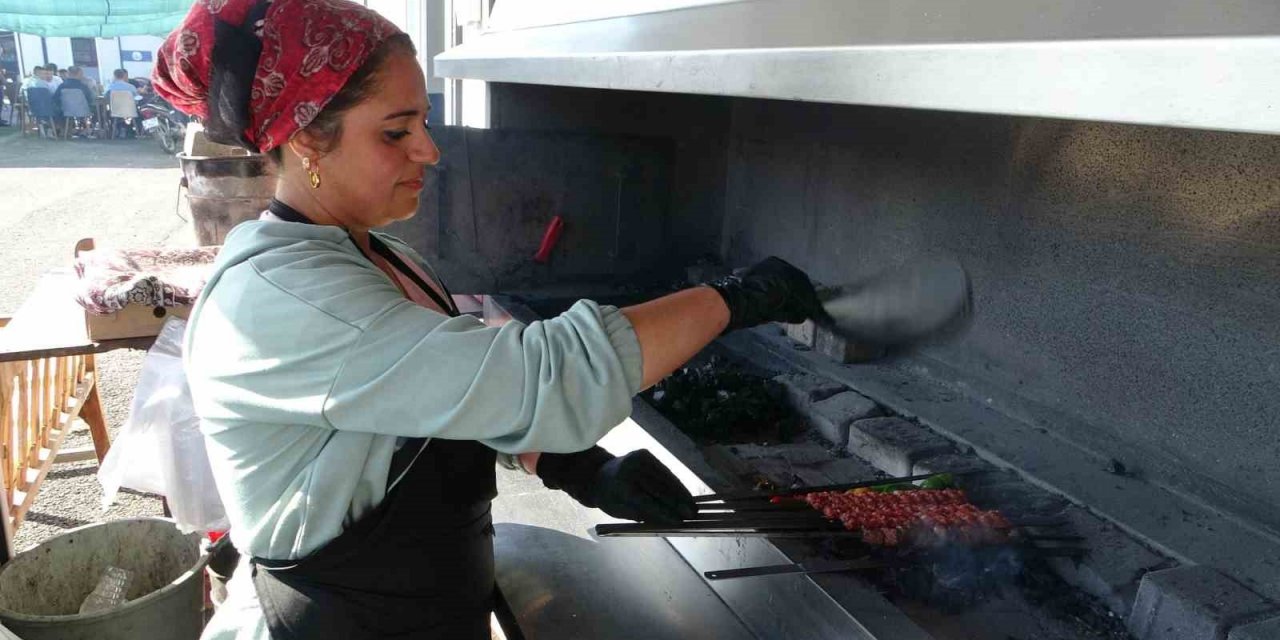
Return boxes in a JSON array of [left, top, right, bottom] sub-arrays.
[[643, 358, 800, 444]]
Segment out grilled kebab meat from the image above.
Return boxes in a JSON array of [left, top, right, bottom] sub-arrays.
[[792, 488, 1011, 547]]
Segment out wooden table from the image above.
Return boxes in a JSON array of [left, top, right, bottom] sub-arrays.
[[0, 269, 154, 562], [0, 269, 156, 364]]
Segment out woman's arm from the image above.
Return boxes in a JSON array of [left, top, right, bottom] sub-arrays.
[[505, 287, 730, 474], [511, 259, 819, 469], [382, 236, 777, 393], [622, 286, 729, 390], [203, 239, 817, 453]]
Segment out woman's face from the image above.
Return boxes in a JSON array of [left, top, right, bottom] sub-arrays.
[[308, 51, 439, 229]]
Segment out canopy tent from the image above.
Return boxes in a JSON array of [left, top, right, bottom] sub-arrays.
[[0, 1, 189, 37]]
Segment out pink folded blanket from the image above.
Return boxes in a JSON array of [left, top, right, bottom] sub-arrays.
[[75, 247, 219, 315]]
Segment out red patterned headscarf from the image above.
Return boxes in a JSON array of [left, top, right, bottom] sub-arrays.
[[154, 0, 401, 153]]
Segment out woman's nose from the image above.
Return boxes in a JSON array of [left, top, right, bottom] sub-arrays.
[[410, 126, 441, 166]]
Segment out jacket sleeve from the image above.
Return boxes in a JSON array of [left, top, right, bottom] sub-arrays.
[[322, 293, 642, 453], [247, 243, 646, 454], [196, 243, 644, 455]]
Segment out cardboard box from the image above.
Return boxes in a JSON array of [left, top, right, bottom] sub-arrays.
[[84, 302, 192, 341], [75, 238, 204, 341]]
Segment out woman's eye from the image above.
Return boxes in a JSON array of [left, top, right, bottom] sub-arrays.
[[386, 130, 410, 141]]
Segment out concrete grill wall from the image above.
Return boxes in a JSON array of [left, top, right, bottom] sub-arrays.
[[720, 99, 1280, 535], [488, 85, 732, 271], [483, 83, 1280, 534]]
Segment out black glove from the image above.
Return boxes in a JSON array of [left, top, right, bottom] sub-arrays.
[[708, 256, 825, 333], [537, 447, 696, 523]]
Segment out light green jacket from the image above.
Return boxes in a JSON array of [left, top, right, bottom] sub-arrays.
[[188, 219, 643, 639]]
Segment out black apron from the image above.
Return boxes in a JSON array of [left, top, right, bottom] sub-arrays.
[[252, 199, 495, 639], [252, 439, 498, 639]]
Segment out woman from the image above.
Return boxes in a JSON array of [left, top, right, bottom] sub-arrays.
[[154, 1, 824, 638]]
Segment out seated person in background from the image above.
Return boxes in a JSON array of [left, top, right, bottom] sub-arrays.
[[54, 66, 95, 105], [104, 69, 140, 138], [104, 69, 138, 98], [46, 65, 62, 90], [20, 67, 54, 129], [53, 66, 96, 137], [20, 66, 50, 91]]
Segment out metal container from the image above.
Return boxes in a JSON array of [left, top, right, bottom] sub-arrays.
[[0, 518, 208, 640], [178, 152, 277, 246]]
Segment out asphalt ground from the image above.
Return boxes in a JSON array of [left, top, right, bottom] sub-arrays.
[[1, 125, 192, 551]]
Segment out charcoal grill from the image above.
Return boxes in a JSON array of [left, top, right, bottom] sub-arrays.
[[397, 1, 1280, 637]]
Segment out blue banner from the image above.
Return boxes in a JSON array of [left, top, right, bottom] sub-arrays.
[[121, 50, 153, 63]]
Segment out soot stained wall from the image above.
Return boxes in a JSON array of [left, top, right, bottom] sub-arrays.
[[487, 83, 1280, 529]]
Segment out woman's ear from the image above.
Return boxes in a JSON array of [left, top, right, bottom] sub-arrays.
[[288, 130, 327, 164]]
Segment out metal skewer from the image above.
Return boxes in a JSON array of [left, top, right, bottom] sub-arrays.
[[598, 520, 1084, 541], [594, 527, 867, 539], [683, 513, 835, 524], [704, 558, 886, 581], [692, 472, 957, 503], [600, 520, 845, 533], [695, 502, 814, 513]]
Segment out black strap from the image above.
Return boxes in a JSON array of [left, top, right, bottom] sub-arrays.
[[266, 199, 459, 316], [266, 198, 320, 226], [368, 236, 459, 316], [266, 198, 313, 224], [387, 437, 428, 489]]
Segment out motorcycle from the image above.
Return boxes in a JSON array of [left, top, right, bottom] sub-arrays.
[[138, 94, 189, 155]]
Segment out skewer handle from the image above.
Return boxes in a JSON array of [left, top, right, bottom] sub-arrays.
[[704, 558, 884, 581]]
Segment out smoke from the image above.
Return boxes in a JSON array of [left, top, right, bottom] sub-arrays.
[[888, 543, 1024, 612]]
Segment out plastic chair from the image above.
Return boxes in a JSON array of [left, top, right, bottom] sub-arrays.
[[24, 88, 55, 139], [108, 90, 138, 139], [59, 89, 92, 139]]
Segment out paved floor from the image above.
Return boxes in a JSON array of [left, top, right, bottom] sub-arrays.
[[1, 126, 193, 551]]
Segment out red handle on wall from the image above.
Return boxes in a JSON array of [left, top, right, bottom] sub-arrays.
[[534, 215, 565, 264]]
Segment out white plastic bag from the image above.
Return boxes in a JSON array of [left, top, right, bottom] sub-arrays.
[[98, 317, 228, 534]]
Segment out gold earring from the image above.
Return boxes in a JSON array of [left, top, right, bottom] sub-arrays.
[[302, 157, 321, 189]]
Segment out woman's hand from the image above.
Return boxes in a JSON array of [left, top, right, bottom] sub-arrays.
[[537, 447, 696, 523], [707, 257, 825, 333]]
